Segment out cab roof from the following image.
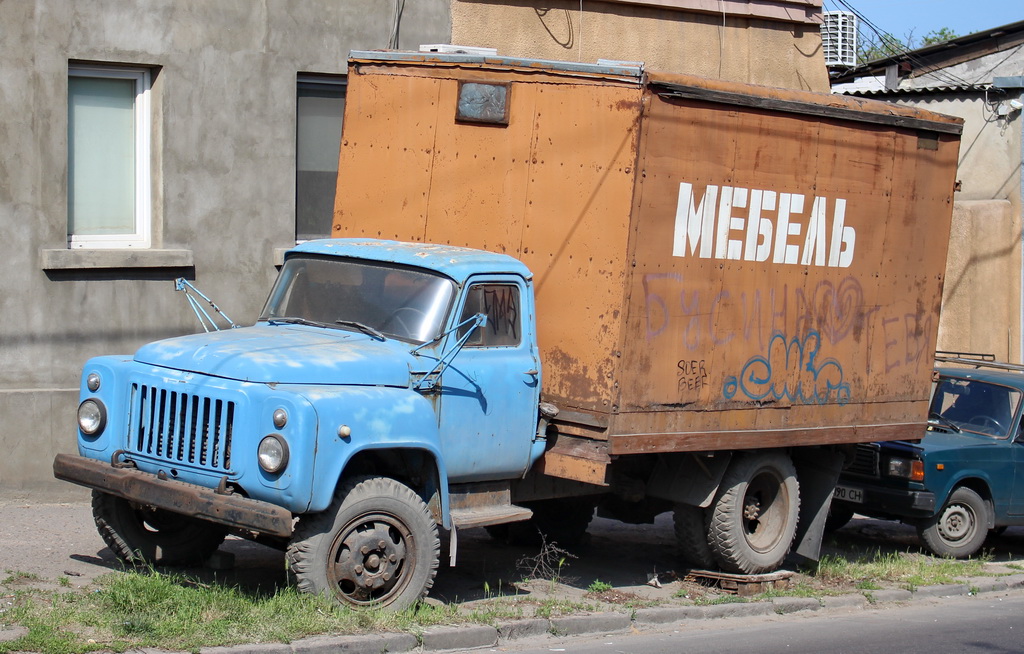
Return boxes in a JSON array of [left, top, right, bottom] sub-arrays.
[[287, 238, 533, 285], [937, 365, 1024, 389]]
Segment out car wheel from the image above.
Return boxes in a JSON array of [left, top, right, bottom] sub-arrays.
[[824, 502, 855, 532], [917, 487, 990, 558]]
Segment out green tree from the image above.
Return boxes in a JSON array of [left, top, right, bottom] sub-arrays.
[[856, 27, 959, 65], [921, 27, 959, 46]]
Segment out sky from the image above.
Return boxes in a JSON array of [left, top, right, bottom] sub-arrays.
[[821, 0, 1023, 45]]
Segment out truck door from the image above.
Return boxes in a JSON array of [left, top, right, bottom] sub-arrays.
[[436, 277, 540, 482]]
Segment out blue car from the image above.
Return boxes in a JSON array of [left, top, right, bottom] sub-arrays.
[[830, 353, 1024, 558]]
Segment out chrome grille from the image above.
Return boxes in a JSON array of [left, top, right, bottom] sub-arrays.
[[847, 443, 880, 477], [127, 383, 234, 472]]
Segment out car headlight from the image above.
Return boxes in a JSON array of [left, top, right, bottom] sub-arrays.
[[258, 434, 289, 474], [78, 399, 107, 436], [887, 457, 924, 482]]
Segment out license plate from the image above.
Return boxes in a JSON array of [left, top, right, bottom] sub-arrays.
[[833, 485, 864, 504]]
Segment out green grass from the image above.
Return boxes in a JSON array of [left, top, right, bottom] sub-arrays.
[[0, 546, 1008, 653], [586, 580, 613, 593], [814, 549, 991, 590], [0, 570, 465, 654]]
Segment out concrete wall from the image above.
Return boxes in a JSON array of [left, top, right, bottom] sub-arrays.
[[451, 0, 831, 91], [0, 0, 450, 500], [896, 93, 1024, 362]]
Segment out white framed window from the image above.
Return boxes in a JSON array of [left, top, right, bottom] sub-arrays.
[[296, 75, 346, 242], [68, 64, 151, 248]]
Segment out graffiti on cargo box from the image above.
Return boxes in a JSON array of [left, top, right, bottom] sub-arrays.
[[677, 359, 708, 393], [644, 273, 873, 352], [722, 330, 851, 405]]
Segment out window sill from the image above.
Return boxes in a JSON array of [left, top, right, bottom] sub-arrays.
[[40, 248, 194, 270]]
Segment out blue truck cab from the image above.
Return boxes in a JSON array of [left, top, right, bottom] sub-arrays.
[[54, 239, 547, 609], [830, 354, 1024, 558]]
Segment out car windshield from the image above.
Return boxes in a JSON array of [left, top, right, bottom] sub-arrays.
[[259, 255, 455, 343], [929, 376, 1022, 438]]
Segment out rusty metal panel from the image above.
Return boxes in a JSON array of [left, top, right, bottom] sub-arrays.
[[335, 57, 961, 453], [611, 80, 960, 449], [334, 71, 441, 240], [335, 59, 643, 413]]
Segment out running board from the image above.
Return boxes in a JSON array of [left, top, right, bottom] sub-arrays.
[[448, 480, 533, 529]]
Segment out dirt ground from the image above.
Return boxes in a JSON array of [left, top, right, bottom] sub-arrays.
[[4, 495, 1024, 609]]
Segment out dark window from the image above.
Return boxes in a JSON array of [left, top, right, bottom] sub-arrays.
[[296, 77, 346, 241], [459, 284, 521, 347]]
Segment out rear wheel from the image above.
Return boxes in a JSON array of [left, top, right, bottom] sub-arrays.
[[917, 487, 989, 558], [706, 452, 800, 574], [92, 491, 227, 565], [287, 476, 439, 610], [673, 504, 716, 569]]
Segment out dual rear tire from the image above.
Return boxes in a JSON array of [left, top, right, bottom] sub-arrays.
[[675, 451, 801, 574]]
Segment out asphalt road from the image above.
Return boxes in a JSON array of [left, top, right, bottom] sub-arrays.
[[499, 592, 1024, 654]]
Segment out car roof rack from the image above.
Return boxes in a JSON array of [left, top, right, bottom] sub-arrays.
[[935, 350, 1024, 373]]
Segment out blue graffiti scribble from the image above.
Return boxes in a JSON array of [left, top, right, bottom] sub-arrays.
[[722, 330, 851, 405]]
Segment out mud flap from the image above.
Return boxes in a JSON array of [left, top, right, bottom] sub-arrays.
[[787, 447, 845, 566]]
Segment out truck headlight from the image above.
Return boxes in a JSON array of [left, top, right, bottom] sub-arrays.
[[258, 434, 289, 473], [887, 457, 924, 482], [78, 399, 107, 436]]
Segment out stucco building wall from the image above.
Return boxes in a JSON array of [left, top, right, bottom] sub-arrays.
[[895, 94, 1024, 361], [450, 0, 830, 91], [0, 0, 450, 499]]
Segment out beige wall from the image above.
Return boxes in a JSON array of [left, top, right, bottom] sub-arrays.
[[451, 0, 830, 91], [938, 200, 1020, 361], [897, 95, 1023, 362]]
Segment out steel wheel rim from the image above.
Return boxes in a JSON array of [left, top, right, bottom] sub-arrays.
[[327, 511, 415, 606], [937, 502, 977, 544], [742, 469, 789, 553]]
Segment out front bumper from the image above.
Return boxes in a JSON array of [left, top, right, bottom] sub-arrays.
[[53, 453, 293, 538], [835, 479, 936, 519]]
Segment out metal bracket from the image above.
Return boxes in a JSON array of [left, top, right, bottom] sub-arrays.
[[174, 278, 238, 332]]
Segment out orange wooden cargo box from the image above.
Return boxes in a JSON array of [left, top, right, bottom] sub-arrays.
[[333, 51, 962, 463]]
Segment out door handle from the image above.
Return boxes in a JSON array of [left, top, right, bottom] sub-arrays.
[[525, 369, 538, 376]]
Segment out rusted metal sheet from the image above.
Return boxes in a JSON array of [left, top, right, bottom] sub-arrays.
[[611, 73, 960, 451], [334, 54, 962, 456], [52, 453, 293, 537], [336, 57, 644, 412]]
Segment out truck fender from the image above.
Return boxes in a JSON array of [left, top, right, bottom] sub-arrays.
[[302, 387, 452, 528], [331, 442, 452, 530]]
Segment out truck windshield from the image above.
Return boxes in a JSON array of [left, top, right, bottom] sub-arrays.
[[929, 377, 1022, 439], [259, 255, 455, 343]]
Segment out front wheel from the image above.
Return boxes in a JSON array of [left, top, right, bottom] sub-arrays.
[[917, 487, 990, 558], [286, 476, 440, 610], [706, 451, 800, 574], [92, 490, 227, 565]]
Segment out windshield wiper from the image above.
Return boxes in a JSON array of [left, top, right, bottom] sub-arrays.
[[267, 317, 330, 328], [928, 411, 962, 433], [335, 320, 386, 341]]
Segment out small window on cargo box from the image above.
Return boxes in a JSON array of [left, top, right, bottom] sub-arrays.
[[458, 284, 520, 347]]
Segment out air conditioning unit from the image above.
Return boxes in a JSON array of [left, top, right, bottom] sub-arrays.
[[821, 11, 857, 68]]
